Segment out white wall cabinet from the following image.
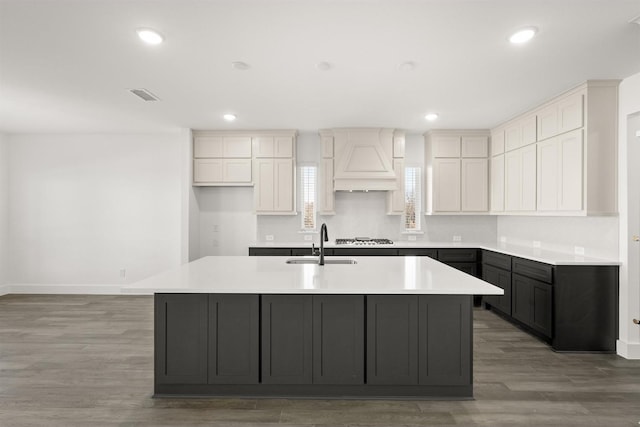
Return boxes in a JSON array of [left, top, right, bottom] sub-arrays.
[[386, 134, 406, 215], [537, 129, 583, 212], [318, 135, 335, 215], [193, 134, 253, 185], [254, 158, 294, 214], [490, 155, 505, 212], [253, 136, 294, 158], [504, 145, 537, 212], [425, 130, 489, 214], [492, 80, 618, 216]]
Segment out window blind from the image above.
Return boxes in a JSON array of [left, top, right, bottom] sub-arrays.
[[404, 167, 421, 231], [300, 166, 317, 230]]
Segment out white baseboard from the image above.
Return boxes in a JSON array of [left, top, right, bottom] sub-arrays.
[[7, 284, 123, 295], [616, 340, 640, 359]]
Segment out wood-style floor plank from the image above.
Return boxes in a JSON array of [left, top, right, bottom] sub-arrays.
[[1, 294, 639, 426]]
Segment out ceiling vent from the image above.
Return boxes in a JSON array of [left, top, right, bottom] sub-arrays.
[[129, 88, 160, 101]]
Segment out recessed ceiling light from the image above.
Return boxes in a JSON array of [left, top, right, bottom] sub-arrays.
[[509, 27, 537, 44], [136, 28, 164, 45], [398, 61, 416, 71], [425, 113, 439, 121], [223, 114, 237, 122], [231, 61, 251, 71], [316, 62, 332, 71]]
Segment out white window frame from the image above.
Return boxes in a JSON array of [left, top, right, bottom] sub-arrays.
[[298, 164, 317, 231], [404, 166, 421, 231]]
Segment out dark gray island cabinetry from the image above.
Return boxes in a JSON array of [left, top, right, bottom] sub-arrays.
[[154, 293, 473, 398]]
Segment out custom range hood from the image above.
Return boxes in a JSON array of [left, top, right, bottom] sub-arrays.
[[321, 128, 404, 191]]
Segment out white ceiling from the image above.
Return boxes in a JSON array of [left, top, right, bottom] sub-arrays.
[[1, 0, 639, 134]]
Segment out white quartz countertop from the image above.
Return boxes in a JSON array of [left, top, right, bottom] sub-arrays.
[[249, 241, 619, 266], [124, 256, 504, 295]]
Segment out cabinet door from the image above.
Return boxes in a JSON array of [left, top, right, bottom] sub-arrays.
[[482, 264, 512, 315], [521, 114, 537, 146], [537, 104, 559, 140], [367, 295, 418, 385], [194, 136, 223, 158], [208, 294, 259, 384], [254, 159, 274, 211], [393, 135, 406, 158], [321, 136, 334, 158], [490, 155, 505, 212], [223, 159, 252, 183], [223, 137, 252, 158], [504, 123, 521, 152], [432, 136, 461, 157], [531, 281, 553, 337], [312, 295, 364, 385], [194, 159, 223, 183], [433, 158, 461, 212], [319, 158, 335, 214], [386, 158, 404, 214], [511, 274, 532, 326], [274, 158, 293, 212], [397, 248, 438, 259], [261, 295, 313, 384], [461, 136, 488, 157], [253, 137, 274, 158], [445, 262, 478, 277], [558, 93, 583, 134], [275, 137, 294, 158], [504, 150, 521, 211], [558, 129, 583, 211], [419, 295, 471, 386], [521, 144, 537, 211], [461, 158, 488, 211], [155, 294, 208, 385], [537, 137, 560, 211]]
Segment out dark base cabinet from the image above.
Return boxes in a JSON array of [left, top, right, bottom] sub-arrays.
[[481, 250, 619, 352], [154, 293, 473, 398]]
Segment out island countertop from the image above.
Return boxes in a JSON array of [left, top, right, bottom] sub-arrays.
[[125, 255, 504, 295]]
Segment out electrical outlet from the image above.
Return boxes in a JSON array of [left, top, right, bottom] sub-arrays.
[[119, 269, 126, 279], [408, 235, 417, 241], [304, 235, 312, 241], [574, 246, 585, 256], [266, 235, 274, 241], [453, 235, 462, 242], [533, 240, 541, 248]]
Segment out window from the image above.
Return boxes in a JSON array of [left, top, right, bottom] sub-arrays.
[[300, 165, 317, 230], [404, 167, 421, 231]]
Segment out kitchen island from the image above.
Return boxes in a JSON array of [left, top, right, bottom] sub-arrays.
[[126, 255, 502, 399]]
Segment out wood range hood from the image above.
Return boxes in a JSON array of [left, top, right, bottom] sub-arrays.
[[322, 128, 402, 191]]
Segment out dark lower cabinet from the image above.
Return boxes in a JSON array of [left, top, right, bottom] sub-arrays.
[[512, 273, 553, 338], [248, 248, 292, 256], [366, 295, 419, 385], [312, 295, 364, 384], [332, 248, 398, 256], [419, 295, 472, 386], [155, 294, 208, 385], [261, 295, 313, 384], [482, 264, 512, 315], [397, 248, 438, 259], [445, 262, 478, 277], [208, 294, 259, 384]]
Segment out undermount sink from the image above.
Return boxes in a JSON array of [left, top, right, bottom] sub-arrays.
[[286, 257, 358, 265]]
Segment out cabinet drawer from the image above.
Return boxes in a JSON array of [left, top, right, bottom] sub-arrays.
[[248, 248, 292, 256], [437, 249, 478, 263], [332, 248, 398, 257], [482, 250, 511, 271], [512, 257, 553, 283]]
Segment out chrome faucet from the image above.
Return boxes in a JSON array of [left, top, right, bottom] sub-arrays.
[[319, 223, 329, 265]]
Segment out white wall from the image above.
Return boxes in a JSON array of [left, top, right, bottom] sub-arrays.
[[0, 134, 9, 292], [618, 71, 640, 358], [8, 133, 185, 289]]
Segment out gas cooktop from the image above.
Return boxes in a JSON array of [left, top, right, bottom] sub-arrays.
[[335, 237, 394, 245]]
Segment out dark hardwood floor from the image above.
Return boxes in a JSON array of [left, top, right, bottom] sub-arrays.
[[0, 294, 639, 426]]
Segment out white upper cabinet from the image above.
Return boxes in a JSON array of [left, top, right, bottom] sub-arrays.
[[319, 158, 335, 215], [490, 155, 505, 212], [254, 136, 294, 158], [492, 80, 618, 216], [386, 158, 405, 215], [432, 136, 461, 157], [253, 157, 295, 214], [193, 134, 253, 185], [461, 136, 488, 158], [425, 130, 490, 214], [490, 129, 505, 156]]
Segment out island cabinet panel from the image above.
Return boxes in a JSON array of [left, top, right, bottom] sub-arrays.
[[208, 295, 259, 384], [366, 295, 419, 385], [312, 295, 365, 385], [397, 248, 438, 259], [155, 294, 208, 385], [261, 295, 313, 384], [418, 295, 472, 386]]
